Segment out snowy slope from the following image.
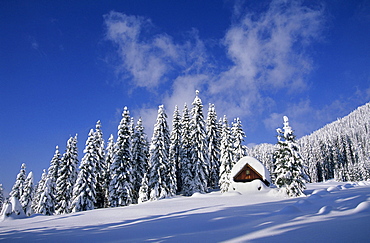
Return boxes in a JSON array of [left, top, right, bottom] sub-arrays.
[[1, 181, 370, 242]]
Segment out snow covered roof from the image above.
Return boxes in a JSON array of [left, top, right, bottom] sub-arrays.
[[231, 156, 271, 184]]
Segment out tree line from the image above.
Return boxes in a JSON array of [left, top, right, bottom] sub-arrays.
[[1, 91, 248, 216], [1, 97, 368, 217]]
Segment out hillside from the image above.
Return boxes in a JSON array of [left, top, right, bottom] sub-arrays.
[[1, 180, 370, 242], [250, 102, 370, 183]]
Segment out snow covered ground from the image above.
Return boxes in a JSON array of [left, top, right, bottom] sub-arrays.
[[1, 180, 370, 242]]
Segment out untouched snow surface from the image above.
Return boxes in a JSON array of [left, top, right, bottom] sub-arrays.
[[1, 181, 370, 242]]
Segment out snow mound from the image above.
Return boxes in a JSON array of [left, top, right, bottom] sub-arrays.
[[317, 206, 333, 215], [266, 188, 286, 198], [1, 181, 370, 242], [353, 201, 370, 214], [295, 199, 312, 206], [277, 205, 302, 214], [230, 179, 269, 194], [191, 192, 206, 198], [221, 191, 242, 197], [307, 194, 322, 200], [327, 186, 340, 192], [340, 183, 354, 189], [312, 189, 329, 196], [344, 183, 355, 188]]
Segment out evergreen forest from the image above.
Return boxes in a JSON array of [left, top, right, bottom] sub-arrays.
[[1, 93, 369, 217]]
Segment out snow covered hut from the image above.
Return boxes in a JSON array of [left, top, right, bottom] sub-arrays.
[[230, 156, 271, 192]]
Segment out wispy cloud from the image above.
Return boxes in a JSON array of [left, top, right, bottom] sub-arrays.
[[104, 12, 208, 90], [210, 0, 324, 117], [104, 0, 327, 139]]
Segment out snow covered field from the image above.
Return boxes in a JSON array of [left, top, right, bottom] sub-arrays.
[[1, 180, 370, 242]]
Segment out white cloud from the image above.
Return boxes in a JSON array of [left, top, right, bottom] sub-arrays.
[[104, 1, 326, 139], [209, 0, 324, 117], [104, 12, 208, 90], [263, 100, 316, 138], [163, 74, 210, 113], [104, 11, 178, 88]]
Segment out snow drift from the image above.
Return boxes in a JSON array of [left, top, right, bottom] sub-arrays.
[[1, 180, 370, 242]]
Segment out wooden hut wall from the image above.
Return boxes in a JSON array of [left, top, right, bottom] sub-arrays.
[[233, 164, 263, 182]]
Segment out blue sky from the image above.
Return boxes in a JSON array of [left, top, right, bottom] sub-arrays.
[[1, 0, 369, 192]]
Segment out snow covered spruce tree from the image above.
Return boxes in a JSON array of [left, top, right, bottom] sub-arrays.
[[9, 163, 27, 200], [94, 120, 106, 209], [70, 129, 98, 212], [206, 103, 221, 190], [36, 177, 55, 215], [231, 117, 247, 163], [179, 104, 193, 195], [189, 90, 209, 194], [104, 134, 115, 208], [48, 146, 61, 191], [32, 169, 47, 213], [131, 118, 149, 204], [169, 106, 183, 193], [138, 173, 149, 203], [147, 105, 176, 200], [20, 171, 34, 216], [37, 145, 61, 215], [0, 196, 25, 219], [273, 116, 310, 197], [219, 116, 234, 193], [55, 135, 79, 214], [109, 107, 134, 207]]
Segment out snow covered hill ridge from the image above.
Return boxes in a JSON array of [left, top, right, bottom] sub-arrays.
[[1, 180, 370, 242], [250, 102, 370, 183]]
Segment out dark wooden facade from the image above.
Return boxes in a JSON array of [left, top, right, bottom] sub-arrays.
[[233, 164, 270, 186]]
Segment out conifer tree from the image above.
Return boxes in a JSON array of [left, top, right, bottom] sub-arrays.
[[206, 103, 221, 189], [138, 173, 149, 204], [10, 163, 27, 200], [131, 118, 149, 203], [104, 134, 115, 207], [129, 117, 135, 139], [147, 105, 175, 200], [71, 129, 97, 212], [219, 116, 234, 193], [1, 196, 25, 218], [94, 120, 106, 209], [274, 116, 310, 197], [55, 135, 79, 214], [36, 178, 55, 215], [109, 107, 134, 207], [170, 106, 183, 192], [180, 104, 193, 196], [48, 146, 61, 186], [231, 117, 247, 163], [189, 90, 209, 194], [32, 169, 48, 213], [20, 171, 34, 216], [44, 145, 61, 214]]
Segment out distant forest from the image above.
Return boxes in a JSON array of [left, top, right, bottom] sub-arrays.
[[250, 102, 370, 183], [1, 93, 369, 217]]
